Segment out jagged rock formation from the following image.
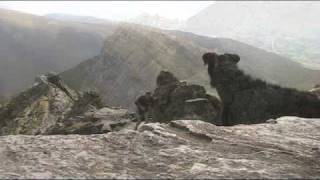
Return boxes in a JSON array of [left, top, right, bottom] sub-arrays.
[[62, 24, 213, 110], [0, 72, 133, 135], [0, 117, 319, 178], [150, 71, 222, 124], [309, 84, 320, 98]]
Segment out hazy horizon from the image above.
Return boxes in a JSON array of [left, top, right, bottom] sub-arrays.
[[0, 1, 215, 21]]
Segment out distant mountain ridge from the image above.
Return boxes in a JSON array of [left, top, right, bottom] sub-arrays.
[[183, 1, 320, 66], [129, 13, 184, 30], [46, 13, 115, 25], [62, 24, 209, 109], [0, 8, 116, 96], [1, 8, 319, 109], [62, 24, 320, 109]]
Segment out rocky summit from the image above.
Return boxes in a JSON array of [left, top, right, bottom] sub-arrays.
[[0, 72, 134, 135], [0, 117, 319, 179]]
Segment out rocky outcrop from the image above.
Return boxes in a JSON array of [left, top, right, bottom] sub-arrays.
[[309, 84, 320, 98], [150, 71, 222, 125], [0, 116, 319, 179], [0, 72, 133, 135], [61, 25, 214, 110]]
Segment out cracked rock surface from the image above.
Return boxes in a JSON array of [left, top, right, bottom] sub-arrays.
[[0, 116, 319, 179]]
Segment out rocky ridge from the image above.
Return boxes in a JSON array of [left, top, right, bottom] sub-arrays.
[[0, 71, 319, 179], [0, 70, 222, 135], [0, 72, 134, 135], [0, 117, 319, 178]]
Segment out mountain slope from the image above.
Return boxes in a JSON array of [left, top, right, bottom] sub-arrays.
[[167, 30, 320, 89], [0, 8, 116, 96], [184, 1, 320, 66], [62, 24, 210, 109], [62, 24, 320, 109], [46, 13, 114, 25]]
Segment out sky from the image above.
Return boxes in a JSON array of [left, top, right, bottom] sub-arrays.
[[0, 1, 215, 21]]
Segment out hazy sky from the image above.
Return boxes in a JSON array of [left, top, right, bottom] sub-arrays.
[[0, 1, 215, 21]]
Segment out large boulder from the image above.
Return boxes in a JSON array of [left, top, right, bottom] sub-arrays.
[[150, 70, 222, 125], [0, 72, 133, 135], [0, 116, 319, 178]]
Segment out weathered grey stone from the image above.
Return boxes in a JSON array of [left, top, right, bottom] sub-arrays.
[[0, 73, 133, 135], [150, 70, 222, 125], [0, 116, 319, 179], [309, 85, 320, 99]]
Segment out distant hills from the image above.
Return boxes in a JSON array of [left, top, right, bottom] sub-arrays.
[[0, 8, 116, 96], [46, 13, 114, 25], [183, 1, 320, 67], [129, 13, 184, 30], [1, 8, 319, 109]]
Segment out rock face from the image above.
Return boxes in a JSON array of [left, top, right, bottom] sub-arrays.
[[0, 117, 319, 179], [0, 72, 133, 135], [309, 85, 320, 98], [61, 24, 214, 110], [150, 71, 222, 125]]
